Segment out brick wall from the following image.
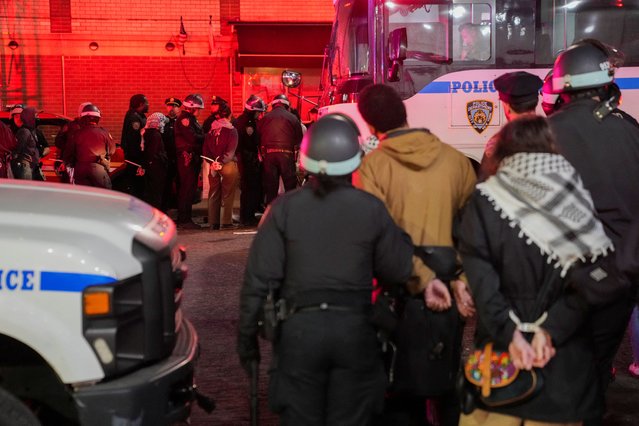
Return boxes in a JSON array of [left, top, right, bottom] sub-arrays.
[[0, 0, 335, 142], [63, 55, 231, 142]]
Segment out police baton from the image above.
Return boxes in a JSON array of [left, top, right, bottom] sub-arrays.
[[250, 360, 259, 426]]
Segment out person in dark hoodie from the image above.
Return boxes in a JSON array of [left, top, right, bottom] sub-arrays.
[[121, 94, 149, 197], [141, 112, 169, 209], [11, 106, 40, 180], [203, 102, 239, 230]]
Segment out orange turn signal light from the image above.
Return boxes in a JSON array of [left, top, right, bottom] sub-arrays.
[[84, 292, 111, 316]]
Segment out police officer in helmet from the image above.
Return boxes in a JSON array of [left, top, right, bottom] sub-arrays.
[[238, 113, 413, 425], [257, 93, 304, 205], [234, 94, 266, 226], [63, 104, 116, 189], [175, 94, 205, 229], [547, 39, 639, 426]]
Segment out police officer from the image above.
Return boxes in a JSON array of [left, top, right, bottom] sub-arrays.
[[257, 94, 303, 205], [63, 104, 116, 189], [237, 113, 414, 425], [121, 94, 149, 197], [56, 102, 92, 183], [547, 40, 639, 426], [233, 94, 266, 226], [479, 71, 543, 179], [162, 97, 182, 212], [174, 94, 205, 229], [203, 95, 230, 134]]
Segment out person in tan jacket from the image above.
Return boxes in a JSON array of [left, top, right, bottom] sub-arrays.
[[354, 84, 476, 426]]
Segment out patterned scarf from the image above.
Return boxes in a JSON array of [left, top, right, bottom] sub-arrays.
[[145, 112, 167, 133], [477, 152, 613, 276]]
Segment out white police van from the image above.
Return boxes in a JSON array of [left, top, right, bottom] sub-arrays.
[[310, 0, 639, 164], [0, 179, 208, 425]]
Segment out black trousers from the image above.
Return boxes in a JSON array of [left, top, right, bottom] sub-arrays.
[[176, 151, 199, 223], [584, 292, 635, 426], [262, 152, 297, 206], [144, 164, 167, 210], [270, 311, 387, 426], [161, 160, 178, 213], [74, 162, 111, 189], [238, 152, 263, 224]]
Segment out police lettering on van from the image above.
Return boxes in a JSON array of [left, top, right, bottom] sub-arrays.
[[311, 0, 639, 163]]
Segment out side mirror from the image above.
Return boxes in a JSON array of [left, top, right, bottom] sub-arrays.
[[282, 70, 302, 88], [387, 28, 407, 82]]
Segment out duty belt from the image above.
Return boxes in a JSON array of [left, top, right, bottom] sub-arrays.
[[265, 148, 294, 154], [291, 302, 371, 315]]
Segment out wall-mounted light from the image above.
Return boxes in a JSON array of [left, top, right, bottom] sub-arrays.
[[165, 41, 176, 52], [8, 40, 19, 50], [89, 41, 99, 51]]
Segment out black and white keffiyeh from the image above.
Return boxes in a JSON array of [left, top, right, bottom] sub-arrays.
[[477, 152, 613, 276]]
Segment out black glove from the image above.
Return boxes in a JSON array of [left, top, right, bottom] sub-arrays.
[[237, 333, 260, 375]]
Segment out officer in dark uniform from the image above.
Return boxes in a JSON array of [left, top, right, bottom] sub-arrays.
[[238, 113, 414, 425], [121, 94, 149, 197], [233, 94, 266, 226], [479, 71, 542, 179], [202, 95, 230, 134], [548, 41, 639, 426], [162, 97, 182, 212], [174, 93, 205, 229], [257, 94, 304, 205], [55, 102, 92, 183], [63, 104, 116, 189]]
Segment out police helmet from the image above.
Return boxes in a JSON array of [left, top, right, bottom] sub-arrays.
[[300, 113, 362, 176], [245, 95, 266, 112], [80, 104, 101, 118], [270, 94, 290, 108], [540, 71, 560, 116], [10, 104, 24, 116], [183, 94, 205, 109], [77, 102, 93, 118], [552, 42, 615, 93]]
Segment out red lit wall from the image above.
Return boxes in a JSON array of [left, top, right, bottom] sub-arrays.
[[0, 0, 334, 143]]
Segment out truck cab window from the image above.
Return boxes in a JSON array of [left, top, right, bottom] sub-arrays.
[[453, 4, 492, 62]]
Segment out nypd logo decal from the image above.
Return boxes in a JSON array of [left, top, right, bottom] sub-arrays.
[[467, 100, 493, 134]]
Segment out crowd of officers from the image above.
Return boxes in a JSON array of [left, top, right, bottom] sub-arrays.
[[0, 90, 314, 230], [237, 39, 639, 426]]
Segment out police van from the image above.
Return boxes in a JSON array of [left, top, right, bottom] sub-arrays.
[[0, 180, 210, 425], [309, 0, 639, 163]]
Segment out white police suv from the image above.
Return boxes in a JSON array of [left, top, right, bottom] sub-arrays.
[[0, 179, 209, 425]]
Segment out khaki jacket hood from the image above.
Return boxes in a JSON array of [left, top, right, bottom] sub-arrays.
[[379, 129, 442, 170]]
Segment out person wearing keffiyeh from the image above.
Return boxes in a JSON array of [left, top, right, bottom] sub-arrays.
[[141, 112, 168, 209], [202, 103, 239, 230], [458, 115, 607, 425]]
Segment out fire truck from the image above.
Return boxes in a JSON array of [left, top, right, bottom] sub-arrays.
[[290, 0, 639, 163]]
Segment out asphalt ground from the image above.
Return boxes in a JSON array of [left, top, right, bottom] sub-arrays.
[[177, 222, 639, 426]]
